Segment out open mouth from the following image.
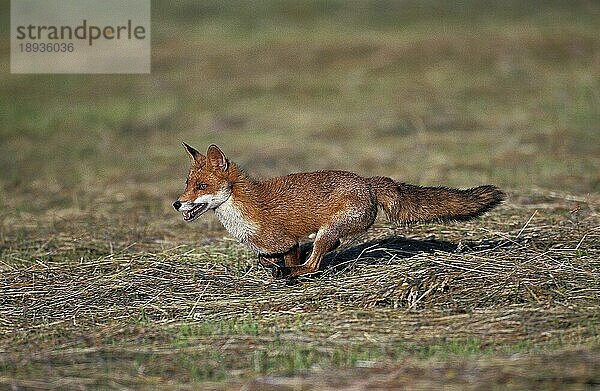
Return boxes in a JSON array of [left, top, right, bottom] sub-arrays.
[[182, 203, 208, 222]]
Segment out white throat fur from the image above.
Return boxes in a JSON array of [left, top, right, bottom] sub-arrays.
[[214, 196, 260, 252]]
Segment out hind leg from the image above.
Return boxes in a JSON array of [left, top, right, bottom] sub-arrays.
[[286, 207, 376, 278], [285, 229, 338, 277]]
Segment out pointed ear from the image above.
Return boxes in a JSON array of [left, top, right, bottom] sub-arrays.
[[182, 142, 205, 164], [207, 144, 228, 171]]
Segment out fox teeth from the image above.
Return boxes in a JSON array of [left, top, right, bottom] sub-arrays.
[[182, 203, 207, 221]]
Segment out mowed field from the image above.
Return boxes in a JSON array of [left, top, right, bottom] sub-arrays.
[[1, 1, 599, 389]]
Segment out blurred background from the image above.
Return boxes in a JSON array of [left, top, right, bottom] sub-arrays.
[[0, 0, 598, 218], [1, 2, 599, 387]]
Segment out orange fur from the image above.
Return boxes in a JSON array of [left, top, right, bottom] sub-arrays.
[[174, 144, 505, 278]]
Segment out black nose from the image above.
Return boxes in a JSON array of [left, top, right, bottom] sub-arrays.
[[173, 201, 182, 211]]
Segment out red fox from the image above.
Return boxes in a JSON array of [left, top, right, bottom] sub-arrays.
[[173, 144, 505, 278]]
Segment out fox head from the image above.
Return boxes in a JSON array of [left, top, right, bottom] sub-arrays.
[[173, 143, 232, 222]]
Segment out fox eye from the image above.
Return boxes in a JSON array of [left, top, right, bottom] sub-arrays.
[[195, 183, 207, 191]]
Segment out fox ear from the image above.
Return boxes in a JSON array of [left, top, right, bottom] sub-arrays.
[[182, 142, 205, 164], [207, 144, 228, 171]]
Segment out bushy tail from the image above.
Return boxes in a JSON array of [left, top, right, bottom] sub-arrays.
[[367, 177, 505, 224]]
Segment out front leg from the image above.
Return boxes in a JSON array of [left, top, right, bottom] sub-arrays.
[[283, 244, 300, 267], [255, 233, 299, 271], [271, 244, 300, 278]]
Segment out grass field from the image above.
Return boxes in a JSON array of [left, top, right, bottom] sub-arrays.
[[1, 1, 599, 389]]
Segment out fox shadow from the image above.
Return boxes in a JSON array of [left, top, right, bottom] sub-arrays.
[[295, 236, 504, 276]]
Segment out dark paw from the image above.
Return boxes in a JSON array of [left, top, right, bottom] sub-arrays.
[[271, 267, 289, 279], [273, 266, 305, 280], [285, 277, 301, 286], [273, 266, 320, 280]]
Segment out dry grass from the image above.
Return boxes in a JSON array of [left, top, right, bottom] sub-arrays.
[[1, 191, 599, 389]]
